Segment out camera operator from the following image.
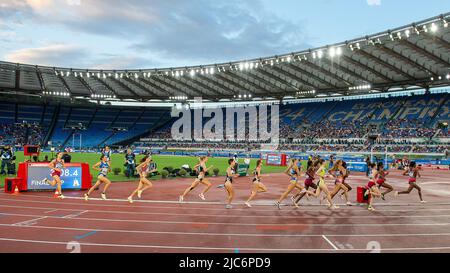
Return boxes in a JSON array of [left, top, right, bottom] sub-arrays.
[[1, 146, 15, 175], [124, 148, 136, 178]]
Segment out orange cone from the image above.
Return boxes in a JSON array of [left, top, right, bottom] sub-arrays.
[[12, 186, 19, 195]]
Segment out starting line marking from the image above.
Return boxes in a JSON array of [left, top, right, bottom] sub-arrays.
[[63, 210, 89, 219], [12, 217, 47, 227]]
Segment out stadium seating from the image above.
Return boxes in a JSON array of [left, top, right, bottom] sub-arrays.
[[0, 93, 449, 154]]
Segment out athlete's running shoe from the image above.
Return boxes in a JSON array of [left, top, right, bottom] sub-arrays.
[[179, 195, 184, 203], [275, 201, 281, 210], [84, 194, 89, 201], [101, 193, 107, 200], [225, 204, 232, 209], [127, 196, 134, 204], [245, 202, 252, 208], [137, 190, 142, 199]]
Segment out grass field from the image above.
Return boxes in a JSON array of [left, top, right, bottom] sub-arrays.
[[0, 152, 297, 188]]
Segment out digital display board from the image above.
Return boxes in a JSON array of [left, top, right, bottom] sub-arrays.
[[27, 164, 83, 190], [266, 154, 282, 166]]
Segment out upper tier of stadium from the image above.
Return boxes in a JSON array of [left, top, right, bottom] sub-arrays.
[[1, 13, 450, 102]]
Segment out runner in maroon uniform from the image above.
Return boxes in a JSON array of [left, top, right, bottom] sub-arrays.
[[376, 162, 394, 200], [364, 163, 382, 211], [395, 161, 426, 203]]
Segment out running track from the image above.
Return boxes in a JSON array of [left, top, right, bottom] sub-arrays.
[[0, 169, 449, 253]]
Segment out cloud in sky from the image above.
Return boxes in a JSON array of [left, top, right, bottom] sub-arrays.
[[4, 44, 88, 67], [0, 0, 311, 68]]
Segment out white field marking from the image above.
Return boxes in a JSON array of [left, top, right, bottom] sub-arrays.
[[12, 216, 48, 227], [322, 235, 339, 250], [1, 197, 450, 215], [3, 212, 450, 227], [44, 209, 59, 214], [4, 204, 450, 220], [1, 237, 450, 252], [4, 223, 450, 238], [422, 182, 450, 185], [62, 210, 89, 219]]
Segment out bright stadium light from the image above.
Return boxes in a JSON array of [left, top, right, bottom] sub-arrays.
[[190, 70, 195, 77], [405, 29, 411, 38], [430, 23, 438, 32], [329, 47, 336, 58], [134, 73, 139, 79], [317, 50, 323, 59], [312, 52, 317, 59], [210, 67, 214, 74], [446, 74, 450, 80], [336, 47, 342, 56]]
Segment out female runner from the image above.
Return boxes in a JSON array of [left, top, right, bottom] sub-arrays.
[[84, 155, 112, 201], [179, 156, 213, 202], [245, 159, 268, 208], [364, 163, 382, 211], [328, 160, 352, 206], [275, 158, 305, 209], [293, 159, 318, 207], [309, 159, 339, 210], [395, 162, 426, 203], [376, 162, 394, 200], [225, 159, 239, 209], [42, 152, 65, 199], [127, 156, 157, 203]]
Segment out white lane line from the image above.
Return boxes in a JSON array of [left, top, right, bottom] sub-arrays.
[[3, 211, 450, 227], [4, 204, 450, 220], [3, 223, 450, 238], [1, 237, 450, 252], [3, 191, 450, 207], [1, 197, 449, 214], [12, 217, 48, 227], [322, 235, 339, 250]]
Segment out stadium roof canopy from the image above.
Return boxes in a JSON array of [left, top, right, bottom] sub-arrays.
[[1, 13, 450, 103]]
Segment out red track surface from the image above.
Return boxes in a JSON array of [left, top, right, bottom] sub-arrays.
[[0, 169, 449, 253]]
